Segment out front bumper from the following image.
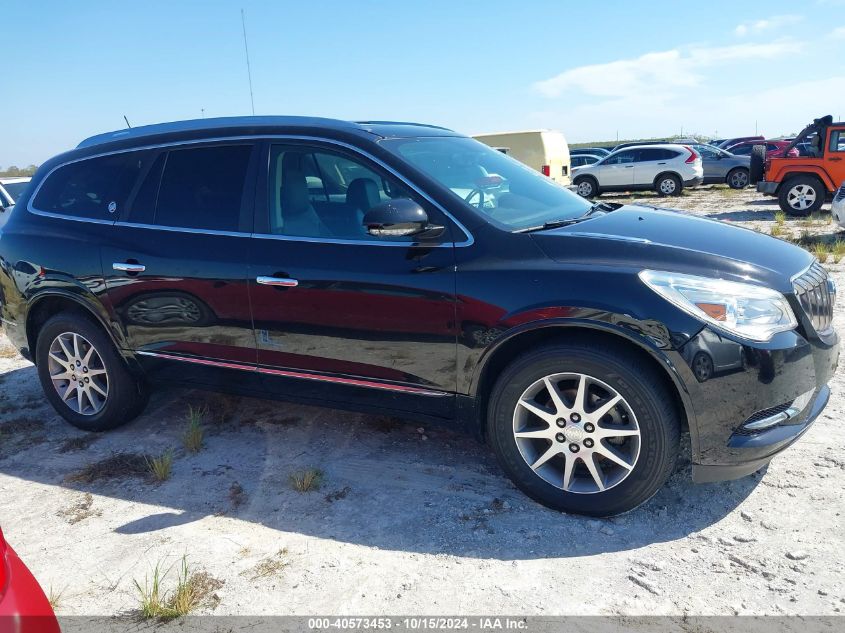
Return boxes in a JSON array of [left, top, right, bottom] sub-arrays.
[[678, 325, 839, 483], [684, 176, 704, 187], [757, 180, 778, 195]]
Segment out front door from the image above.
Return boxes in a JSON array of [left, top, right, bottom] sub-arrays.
[[597, 150, 636, 187], [101, 142, 259, 383], [248, 141, 458, 417]]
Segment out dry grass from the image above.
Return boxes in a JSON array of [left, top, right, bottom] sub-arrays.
[[774, 210, 786, 226], [813, 241, 830, 263], [770, 225, 785, 238], [182, 405, 206, 453], [47, 586, 64, 610], [57, 434, 100, 454], [0, 342, 19, 359], [229, 482, 247, 509], [57, 492, 102, 525], [833, 240, 845, 264], [146, 449, 174, 482], [290, 468, 323, 492], [65, 452, 150, 484], [205, 393, 240, 425], [240, 548, 289, 581], [135, 557, 223, 621]]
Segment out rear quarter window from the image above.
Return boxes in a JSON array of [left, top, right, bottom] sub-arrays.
[[32, 152, 148, 219]]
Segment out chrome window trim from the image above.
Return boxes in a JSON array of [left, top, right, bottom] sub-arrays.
[[26, 134, 474, 247]]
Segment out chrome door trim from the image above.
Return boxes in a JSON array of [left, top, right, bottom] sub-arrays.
[[26, 134, 474, 247], [112, 262, 146, 273], [256, 276, 298, 287], [135, 350, 448, 397]]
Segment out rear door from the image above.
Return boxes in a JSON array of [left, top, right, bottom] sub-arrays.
[[633, 148, 677, 185], [596, 150, 636, 187], [101, 142, 259, 380]]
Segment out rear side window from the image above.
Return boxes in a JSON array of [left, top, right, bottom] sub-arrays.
[[32, 152, 147, 219], [636, 148, 677, 161], [154, 145, 252, 231]]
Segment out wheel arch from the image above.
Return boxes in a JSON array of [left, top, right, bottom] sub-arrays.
[[25, 290, 124, 366], [772, 168, 834, 193], [653, 171, 682, 187], [470, 321, 695, 447]]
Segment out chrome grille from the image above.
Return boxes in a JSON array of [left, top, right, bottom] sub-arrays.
[[793, 261, 835, 333]]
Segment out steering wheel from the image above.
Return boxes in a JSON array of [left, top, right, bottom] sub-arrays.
[[464, 188, 486, 209]]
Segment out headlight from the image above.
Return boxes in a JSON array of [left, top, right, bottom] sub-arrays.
[[639, 270, 797, 342]]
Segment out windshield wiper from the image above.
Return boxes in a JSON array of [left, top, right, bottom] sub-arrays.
[[515, 202, 609, 233]]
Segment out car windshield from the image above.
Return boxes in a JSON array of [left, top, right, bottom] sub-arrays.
[[1, 181, 29, 202], [381, 136, 592, 231]]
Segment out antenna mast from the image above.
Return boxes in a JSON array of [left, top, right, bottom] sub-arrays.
[[241, 9, 256, 115]]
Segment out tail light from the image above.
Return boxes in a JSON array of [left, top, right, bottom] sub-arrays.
[[683, 146, 699, 163], [541, 165, 551, 177]]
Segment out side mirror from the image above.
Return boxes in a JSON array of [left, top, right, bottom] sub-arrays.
[[363, 198, 438, 238]]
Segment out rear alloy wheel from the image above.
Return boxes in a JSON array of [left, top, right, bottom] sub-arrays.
[[727, 168, 749, 189], [36, 313, 148, 431], [575, 177, 598, 198], [778, 176, 824, 216], [655, 174, 682, 196], [487, 341, 680, 516], [692, 351, 714, 382]]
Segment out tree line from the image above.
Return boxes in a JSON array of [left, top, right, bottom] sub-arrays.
[[0, 165, 38, 177]]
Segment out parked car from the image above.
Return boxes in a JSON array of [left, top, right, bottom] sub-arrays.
[[570, 147, 611, 157], [756, 115, 845, 215], [473, 130, 571, 185], [0, 116, 837, 516], [717, 135, 764, 149], [831, 181, 845, 228], [725, 140, 798, 159], [0, 528, 60, 632], [690, 144, 751, 189], [570, 154, 602, 168], [572, 144, 703, 197], [0, 177, 31, 211], [611, 138, 700, 153], [709, 138, 728, 147]]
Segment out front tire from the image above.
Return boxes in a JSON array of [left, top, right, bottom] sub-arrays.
[[36, 313, 148, 432], [726, 167, 749, 189], [655, 173, 682, 197], [574, 176, 598, 198], [486, 341, 680, 516], [778, 176, 825, 216]]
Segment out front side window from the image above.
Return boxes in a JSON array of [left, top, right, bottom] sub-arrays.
[[267, 145, 417, 240], [32, 152, 148, 219], [829, 129, 845, 152], [154, 145, 252, 231], [381, 136, 592, 231]]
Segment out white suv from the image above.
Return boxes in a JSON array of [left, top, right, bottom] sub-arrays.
[[572, 144, 703, 198]]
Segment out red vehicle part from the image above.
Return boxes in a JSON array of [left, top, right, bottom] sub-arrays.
[[0, 529, 60, 633]]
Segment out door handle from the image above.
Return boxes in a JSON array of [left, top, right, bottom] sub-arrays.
[[625, 165, 634, 168], [256, 276, 298, 287], [113, 262, 145, 273], [830, 157, 842, 162]]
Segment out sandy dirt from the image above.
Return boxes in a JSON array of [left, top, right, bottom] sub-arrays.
[[0, 186, 843, 618]]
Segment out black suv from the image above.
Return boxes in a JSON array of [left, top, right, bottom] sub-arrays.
[[0, 117, 838, 516]]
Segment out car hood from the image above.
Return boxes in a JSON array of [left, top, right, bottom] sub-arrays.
[[531, 205, 813, 292]]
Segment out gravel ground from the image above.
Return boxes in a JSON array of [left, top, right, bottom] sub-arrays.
[[0, 186, 843, 618]]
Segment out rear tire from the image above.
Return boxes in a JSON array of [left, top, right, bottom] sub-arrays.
[[35, 313, 148, 432], [486, 341, 680, 516], [574, 176, 599, 198], [778, 175, 825, 216], [749, 145, 766, 184], [726, 167, 749, 189], [655, 173, 682, 197]]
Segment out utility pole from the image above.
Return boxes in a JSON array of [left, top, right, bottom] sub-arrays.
[[241, 9, 256, 115]]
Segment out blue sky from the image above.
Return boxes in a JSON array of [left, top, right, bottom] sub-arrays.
[[3, 0, 845, 166]]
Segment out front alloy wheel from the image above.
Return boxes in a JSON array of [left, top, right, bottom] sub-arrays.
[[47, 332, 109, 415], [512, 373, 640, 493], [487, 340, 680, 516], [786, 184, 816, 212], [575, 179, 595, 198]]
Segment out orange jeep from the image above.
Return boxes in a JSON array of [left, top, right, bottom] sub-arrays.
[[754, 115, 845, 216]]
